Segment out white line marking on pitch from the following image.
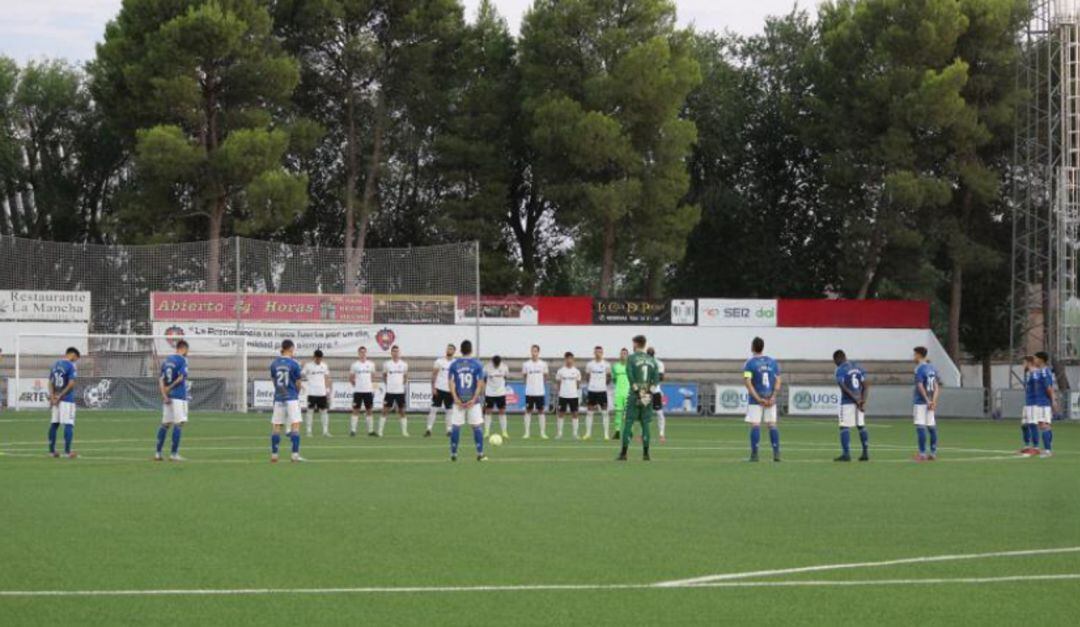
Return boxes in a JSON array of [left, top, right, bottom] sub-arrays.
[[0, 574, 1078, 598], [654, 546, 1080, 587], [1, 547, 1078, 598]]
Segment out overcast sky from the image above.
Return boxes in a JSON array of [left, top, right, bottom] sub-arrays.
[[0, 0, 814, 65]]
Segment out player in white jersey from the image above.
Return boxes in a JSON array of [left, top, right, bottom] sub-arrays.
[[302, 349, 332, 437], [584, 346, 610, 440], [556, 352, 583, 439], [484, 355, 510, 439], [647, 347, 666, 443], [349, 346, 377, 437], [522, 344, 549, 439], [426, 344, 456, 437], [381, 345, 410, 437]]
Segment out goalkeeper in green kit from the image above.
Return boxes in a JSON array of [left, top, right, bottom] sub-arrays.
[[618, 335, 660, 461], [611, 348, 630, 440]]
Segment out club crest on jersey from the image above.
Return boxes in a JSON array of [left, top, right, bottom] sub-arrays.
[[375, 327, 396, 351]]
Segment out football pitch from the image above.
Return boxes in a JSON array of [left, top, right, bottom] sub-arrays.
[[1, 412, 1078, 626]]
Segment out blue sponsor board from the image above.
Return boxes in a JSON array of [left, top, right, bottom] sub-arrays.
[[659, 382, 698, 414]]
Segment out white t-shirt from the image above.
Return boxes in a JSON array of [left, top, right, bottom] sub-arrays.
[[302, 362, 330, 397], [350, 360, 375, 393], [586, 359, 609, 393], [556, 366, 581, 399], [523, 359, 548, 396], [433, 357, 452, 391], [384, 359, 408, 394], [486, 363, 509, 396]]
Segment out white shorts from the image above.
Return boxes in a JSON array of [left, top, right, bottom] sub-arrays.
[[913, 404, 936, 427], [745, 404, 778, 425], [1022, 406, 1037, 425], [451, 404, 484, 427], [1031, 405, 1052, 424], [839, 404, 866, 428], [162, 399, 189, 425], [272, 400, 303, 426], [50, 402, 76, 425]]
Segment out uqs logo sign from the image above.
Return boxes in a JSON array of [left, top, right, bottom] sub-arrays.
[[788, 387, 840, 415]]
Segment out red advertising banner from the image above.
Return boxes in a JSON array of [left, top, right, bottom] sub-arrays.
[[537, 296, 593, 325], [777, 299, 929, 329], [151, 292, 374, 323]]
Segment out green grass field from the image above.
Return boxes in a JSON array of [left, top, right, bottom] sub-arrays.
[[1, 411, 1078, 626]]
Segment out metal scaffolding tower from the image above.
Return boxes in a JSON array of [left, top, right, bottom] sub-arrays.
[[1011, 0, 1080, 380]]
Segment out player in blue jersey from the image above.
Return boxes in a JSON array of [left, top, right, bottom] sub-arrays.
[[912, 346, 940, 461], [1019, 355, 1040, 455], [448, 339, 487, 462], [269, 339, 305, 462], [1032, 351, 1057, 458], [47, 347, 81, 458], [833, 350, 870, 462], [156, 340, 190, 461], [743, 337, 782, 462]]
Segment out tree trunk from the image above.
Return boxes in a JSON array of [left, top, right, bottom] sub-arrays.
[[343, 88, 359, 293], [599, 216, 616, 297], [981, 353, 992, 390], [346, 89, 387, 292], [206, 197, 226, 292], [948, 260, 962, 362]]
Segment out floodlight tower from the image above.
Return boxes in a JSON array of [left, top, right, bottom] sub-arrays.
[[1011, 0, 1080, 383]]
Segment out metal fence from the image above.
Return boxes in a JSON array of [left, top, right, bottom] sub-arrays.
[[0, 235, 479, 335]]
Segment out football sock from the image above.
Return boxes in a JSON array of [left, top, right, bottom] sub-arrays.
[[271, 432, 281, 454], [305, 410, 313, 435], [156, 425, 168, 453], [366, 415, 374, 434], [171, 425, 182, 454], [400, 417, 408, 435], [321, 411, 330, 434], [523, 413, 531, 437], [916, 426, 927, 454], [377, 416, 386, 436], [473, 426, 484, 454], [1022, 424, 1032, 446], [928, 426, 938, 453], [450, 425, 461, 455], [484, 415, 492, 433], [289, 431, 300, 454], [48, 423, 59, 453], [499, 414, 508, 434], [539, 413, 547, 436], [602, 411, 610, 438], [584, 414, 592, 438], [749, 426, 761, 454], [1042, 428, 1053, 451], [426, 408, 437, 432], [1028, 423, 1040, 447], [840, 427, 851, 456], [769, 427, 780, 454], [63, 425, 73, 454], [657, 410, 666, 437], [858, 426, 869, 453], [350, 415, 359, 433], [572, 417, 580, 438], [556, 418, 564, 438], [444, 412, 451, 433]]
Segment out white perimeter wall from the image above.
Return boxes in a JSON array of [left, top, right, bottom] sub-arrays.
[[148, 321, 960, 386]]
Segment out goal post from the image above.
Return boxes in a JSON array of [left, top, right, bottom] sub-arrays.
[[13, 333, 249, 413]]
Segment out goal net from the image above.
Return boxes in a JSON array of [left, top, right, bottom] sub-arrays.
[[12, 333, 248, 412]]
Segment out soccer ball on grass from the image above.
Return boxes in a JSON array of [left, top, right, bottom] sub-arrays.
[[488, 434, 504, 447]]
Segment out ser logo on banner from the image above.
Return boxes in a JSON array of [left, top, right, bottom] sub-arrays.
[[697, 299, 777, 327]]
